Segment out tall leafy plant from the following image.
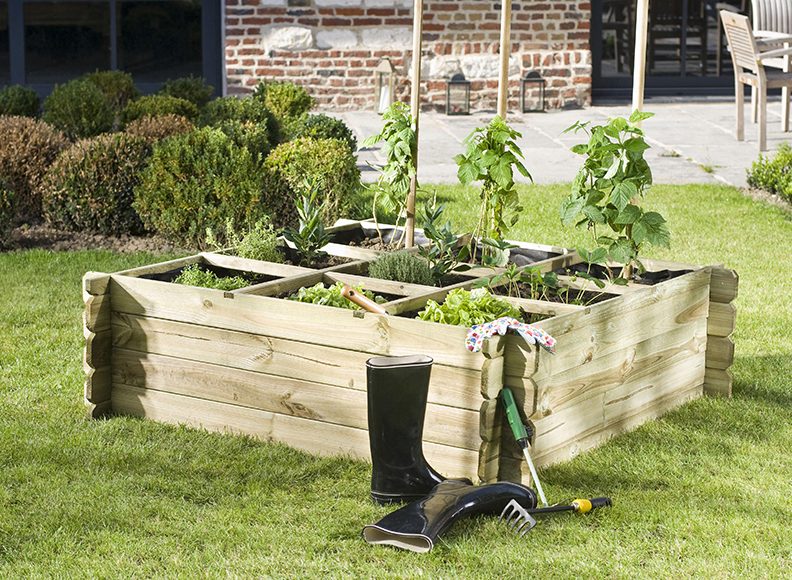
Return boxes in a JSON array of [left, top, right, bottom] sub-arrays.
[[561, 110, 669, 279], [362, 102, 416, 246], [284, 178, 332, 265], [454, 116, 531, 265]]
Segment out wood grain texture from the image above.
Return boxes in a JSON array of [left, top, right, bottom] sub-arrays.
[[710, 267, 739, 303], [706, 336, 735, 370], [110, 313, 483, 411], [109, 275, 486, 371], [201, 252, 314, 278], [708, 301, 737, 337], [116, 255, 201, 278], [111, 385, 480, 481], [704, 368, 733, 398]]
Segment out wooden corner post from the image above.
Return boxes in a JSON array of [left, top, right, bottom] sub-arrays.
[[478, 336, 506, 483], [405, 0, 424, 249], [83, 272, 113, 418], [704, 267, 739, 397]]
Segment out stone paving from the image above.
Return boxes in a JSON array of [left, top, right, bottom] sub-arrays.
[[338, 99, 792, 188]]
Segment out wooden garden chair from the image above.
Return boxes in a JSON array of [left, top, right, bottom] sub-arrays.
[[721, 10, 792, 150], [749, 0, 792, 129]]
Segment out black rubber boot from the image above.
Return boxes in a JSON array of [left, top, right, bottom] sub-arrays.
[[363, 480, 538, 552], [366, 354, 468, 505]]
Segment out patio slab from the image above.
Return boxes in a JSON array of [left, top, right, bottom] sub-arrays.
[[338, 99, 791, 188]]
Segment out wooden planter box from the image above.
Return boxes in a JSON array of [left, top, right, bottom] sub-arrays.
[[83, 227, 737, 485]]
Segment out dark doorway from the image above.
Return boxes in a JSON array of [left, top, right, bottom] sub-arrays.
[[1, 0, 221, 95], [592, 0, 747, 99]]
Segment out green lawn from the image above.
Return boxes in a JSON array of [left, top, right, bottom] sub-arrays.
[[1, 184, 790, 577]]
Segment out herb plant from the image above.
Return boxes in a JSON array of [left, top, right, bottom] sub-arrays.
[[173, 265, 250, 291], [362, 102, 417, 246], [205, 217, 284, 263], [454, 116, 531, 265], [418, 199, 471, 284], [368, 251, 434, 287], [417, 288, 520, 327], [561, 110, 670, 278], [288, 282, 386, 311], [284, 178, 332, 265]]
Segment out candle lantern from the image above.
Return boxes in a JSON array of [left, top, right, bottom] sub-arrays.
[[520, 71, 546, 113], [375, 58, 396, 114], [445, 73, 471, 116]]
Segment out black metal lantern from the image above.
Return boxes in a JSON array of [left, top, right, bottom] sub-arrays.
[[375, 57, 396, 114], [520, 71, 546, 113], [445, 73, 471, 116]]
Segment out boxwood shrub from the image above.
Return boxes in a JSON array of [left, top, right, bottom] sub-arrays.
[[254, 80, 314, 120], [200, 96, 274, 160], [134, 127, 267, 247], [159, 76, 214, 108], [83, 70, 139, 115], [41, 133, 151, 235], [747, 143, 792, 202], [0, 85, 40, 118], [42, 79, 115, 139], [125, 114, 194, 143], [122, 95, 198, 125], [263, 137, 361, 228], [0, 116, 69, 220], [0, 183, 14, 248], [290, 113, 357, 151]]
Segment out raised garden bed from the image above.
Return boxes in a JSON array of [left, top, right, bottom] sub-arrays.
[[83, 221, 737, 486]]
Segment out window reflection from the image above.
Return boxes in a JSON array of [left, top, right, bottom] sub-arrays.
[[118, 0, 202, 82], [24, 0, 110, 83], [1, 1, 10, 84], [599, 0, 746, 79]]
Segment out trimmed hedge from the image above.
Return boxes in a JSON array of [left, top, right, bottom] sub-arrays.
[[134, 127, 267, 247], [201, 97, 274, 160], [125, 114, 194, 143], [254, 81, 314, 120], [263, 137, 361, 228], [0, 183, 14, 249], [159, 76, 214, 108], [0, 85, 40, 118], [42, 79, 115, 139], [41, 133, 151, 235], [83, 70, 139, 115], [747, 143, 792, 203], [122, 95, 198, 125], [0, 116, 69, 220], [291, 113, 357, 151]]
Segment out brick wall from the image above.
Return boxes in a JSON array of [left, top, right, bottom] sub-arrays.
[[225, 0, 592, 112]]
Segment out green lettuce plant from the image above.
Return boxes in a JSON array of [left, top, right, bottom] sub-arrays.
[[561, 110, 669, 279], [288, 282, 385, 310], [417, 288, 520, 327], [173, 265, 250, 291]]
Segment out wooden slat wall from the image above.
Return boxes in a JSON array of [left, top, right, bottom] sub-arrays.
[[704, 267, 739, 397], [83, 272, 113, 418], [498, 268, 712, 482]]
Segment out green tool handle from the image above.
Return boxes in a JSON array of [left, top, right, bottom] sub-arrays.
[[501, 387, 529, 449]]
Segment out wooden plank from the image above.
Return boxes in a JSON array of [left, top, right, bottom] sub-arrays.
[[86, 400, 112, 419], [108, 275, 487, 371], [320, 242, 381, 261], [710, 267, 739, 303], [506, 269, 711, 381], [478, 440, 501, 484], [510, 319, 707, 416], [201, 252, 314, 278], [479, 399, 500, 442], [530, 350, 705, 468], [83, 272, 111, 296], [112, 385, 479, 480], [708, 301, 737, 337], [84, 366, 111, 403], [479, 356, 504, 399], [84, 329, 111, 370], [505, 297, 585, 317], [705, 337, 735, 370], [111, 349, 481, 451], [110, 313, 483, 410], [323, 272, 434, 297], [233, 260, 369, 296], [555, 275, 642, 296], [116, 255, 201, 278], [704, 367, 733, 398], [83, 294, 111, 334], [383, 252, 583, 316]]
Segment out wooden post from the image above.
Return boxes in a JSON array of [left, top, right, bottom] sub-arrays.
[[632, 0, 650, 119], [405, 0, 424, 249], [497, 0, 513, 119]]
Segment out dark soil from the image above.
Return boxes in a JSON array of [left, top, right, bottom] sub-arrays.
[[7, 223, 181, 254], [556, 263, 692, 286], [140, 263, 276, 286], [491, 282, 614, 307]]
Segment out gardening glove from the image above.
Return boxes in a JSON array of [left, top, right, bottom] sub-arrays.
[[465, 317, 556, 354]]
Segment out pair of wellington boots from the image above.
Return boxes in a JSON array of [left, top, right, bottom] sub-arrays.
[[364, 354, 537, 552]]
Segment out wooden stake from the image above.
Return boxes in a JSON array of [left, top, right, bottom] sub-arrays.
[[497, 0, 513, 119], [632, 0, 650, 120], [405, 0, 424, 249]]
